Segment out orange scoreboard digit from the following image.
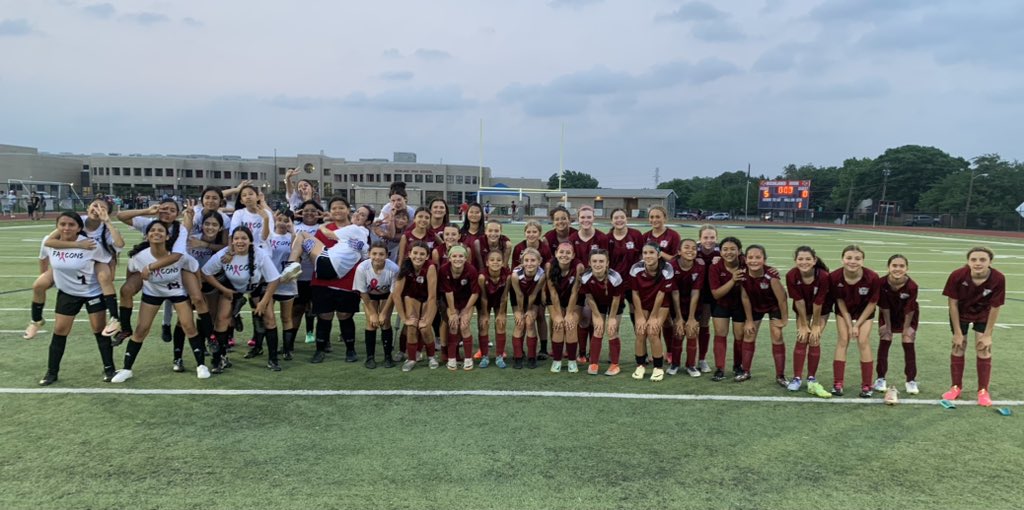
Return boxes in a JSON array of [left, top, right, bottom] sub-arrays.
[[758, 180, 811, 210]]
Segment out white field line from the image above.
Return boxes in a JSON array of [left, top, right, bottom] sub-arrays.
[[0, 387, 1020, 406], [835, 229, 1024, 247]]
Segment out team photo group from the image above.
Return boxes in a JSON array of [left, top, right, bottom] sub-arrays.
[[27, 175, 1006, 406]]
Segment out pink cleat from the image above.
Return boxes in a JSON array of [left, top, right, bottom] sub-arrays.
[[942, 385, 962, 401], [977, 389, 993, 407]]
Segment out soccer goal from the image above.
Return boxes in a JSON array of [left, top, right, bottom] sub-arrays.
[[6, 179, 85, 212]]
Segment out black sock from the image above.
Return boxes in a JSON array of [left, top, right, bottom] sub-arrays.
[[540, 339, 548, 352], [103, 294, 118, 319], [31, 302, 44, 322], [635, 355, 647, 366], [253, 330, 265, 350], [382, 328, 394, 356], [305, 310, 315, 334], [197, 312, 213, 340], [119, 306, 134, 332], [653, 356, 664, 369], [95, 332, 115, 371], [211, 330, 228, 364], [315, 317, 332, 352], [365, 329, 377, 358], [173, 324, 185, 360], [47, 334, 68, 374], [188, 335, 205, 366], [265, 328, 279, 362], [283, 328, 296, 353], [123, 339, 143, 370], [340, 317, 356, 343]]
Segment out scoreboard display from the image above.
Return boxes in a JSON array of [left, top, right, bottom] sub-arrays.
[[758, 180, 811, 210]]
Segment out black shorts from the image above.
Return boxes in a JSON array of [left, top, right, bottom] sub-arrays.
[[201, 281, 216, 294], [711, 304, 746, 322], [749, 309, 783, 322], [668, 304, 698, 322], [314, 255, 341, 281], [141, 293, 189, 306], [509, 291, 536, 309], [951, 320, 986, 335], [27, 205, 36, 214], [295, 280, 313, 306], [311, 286, 360, 315], [55, 290, 104, 316], [273, 294, 295, 302]]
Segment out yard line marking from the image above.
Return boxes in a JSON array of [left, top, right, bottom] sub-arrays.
[[838, 229, 1024, 247], [0, 387, 1020, 406]]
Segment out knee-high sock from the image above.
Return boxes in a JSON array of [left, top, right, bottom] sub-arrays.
[[951, 355, 965, 388], [713, 335, 727, 370], [197, 312, 213, 340], [447, 332, 459, 359], [772, 343, 786, 377], [860, 361, 873, 387], [587, 335, 600, 365], [188, 335, 206, 366], [609, 337, 621, 364], [685, 335, 698, 367], [495, 333, 506, 358], [512, 336, 524, 358], [365, 329, 378, 359], [977, 357, 992, 391], [283, 328, 297, 353], [479, 334, 490, 357], [103, 294, 119, 319], [264, 328, 279, 362], [669, 334, 683, 367], [423, 336, 436, 357], [340, 317, 356, 353], [902, 342, 916, 381], [566, 341, 578, 360], [698, 326, 710, 359], [876, 339, 892, 378], [462, 335, 473, 359], [833, 360, 846, 387], [211, 330, 228, 365], [808, 345, 821, 378], [740, 341, 755, 372], [733, 338, 743, 368], [552, 340, 564, 361], [123, 339, 143, 370], [405, 331, 418, 361], [527, 336, 538, 359], [172, 324, 186, 361], [304, 308, 315, 334], [315, 317, 332, 352], [119, 306, 134, 333], [95, 332, 114, 372], [381, 328, 394, 355], [47, 334, 68, 374], [793, 342, 808, 378], [576, 325, 589, 357], [31, 301, 45, 323]]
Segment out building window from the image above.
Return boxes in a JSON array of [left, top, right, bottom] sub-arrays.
[[447, 175, 455, 184], [367, 174, 375, 182], [323, 168, 331, 176], [237, 172, 245, 180], [469, 176, 477, 185], [404, 174, 413, 183], [447, 191, 462, 205], [278, 167, 287, 175], [423, 175, 432, 183], [394, 174, 401, 182], [113, 168, 120, 176], [134, 168, 142, 176], [155, 168, 163, 177], [334, 175, 343, 182], [195, 170, 204, 178], [384, 174, 392, 182], [456, 175, 463, 184], [184, 169, 193, 178], [415, 174, 423, 183], [144, 168, 152, 177], [212, 171, 221, 179]]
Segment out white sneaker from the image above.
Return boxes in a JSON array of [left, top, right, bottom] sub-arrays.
[[196, 365, 211, 379], [279, 262, 302, 282], [567, 360, 578, 373], [110, 369, 133, 383], [632, 365, 646, 380], [884, 387, 899, 405], [550, 360, 562, 373], [101, 317, 121, 337], [402, 360, 416, 372], [787, 377, 802, 392], [446, 358, 458, 371], [905, 380, 919, 394], [428, 357, 439, 369], [686, 366, 702, 378], [463, 358, 474, 371], [666, 365, 679, 376], [873, 378, 887, 392], [698, 359, 711, 373], [23, 319, 45, 340]]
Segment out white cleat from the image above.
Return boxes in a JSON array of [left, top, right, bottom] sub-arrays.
[[196, 365, 211, 379], [110, 369, 134, 383], [23, 319, 45, 340], [279, 262, 302, 282]]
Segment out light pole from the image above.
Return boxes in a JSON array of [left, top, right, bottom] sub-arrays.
[[880, 166, 891, 226], [964, 169, 989, 228]]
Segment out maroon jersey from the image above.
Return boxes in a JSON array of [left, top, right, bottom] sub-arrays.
[[740, 266, 783, 314], [643, 228, 681, 257], [439, 262, 479, 309], [581, 269, 626, 311], [548, 262, 582, 307], [433, 242, 474, 270], [512, 266, 545, 309], [400, 260, 435, 301], [878, 276, 919, 331], [786, 267, 832, 316], [671, 258, 706, 312], [312, 223, 357, 290], [481, 266, 511, 308], [607, 228, 645, 276], [942, 266, 1006, 323], [477, 236, 510, 268], [629, 262, 675, 310], [709, 259, 745, 310], [829, 268, 881, 317], [402, 229, 435, 259], [544, 227, 577, 249], [512, 240, 552, 268], [428, 223, 446, 244], [569, 230, 609, 265]]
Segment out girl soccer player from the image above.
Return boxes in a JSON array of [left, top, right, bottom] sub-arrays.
[[111, 221, 209, 382], [398, 207, 434, 266], [829, 245, 881, 398], [428, 198, 450, 244], [264, 210, 299, 360], [230, 185, 274, 249], [433, 224, 468, 268], [643, 206, 680, 263], [544, 206, 576, 248], [290, 199, 324, 345], [874, 254, 920, 399], [475, 220, 511, 270], [546, 242, 583, 373], [354, 241, 400, 369], [630, 243, 674, 382], [477, 250, 511, 368], [581, 249, 625, 376], [513, 220, 552, 359], [284, 168, 319, 211], [708, 236, 746, 381], [510, 248, 547, 369], [695, 225, 720, 373], [568, 206, 607, 364], [736, 245, 788, 385], [607, 207, 644, 311], [785, 246, 832, 397], [178, 208, 226, 371], [941, 247, 1005, 407], [394, 242, 438, 371], [201, 226, 283, 372], [669, 238, 704, 377], [440, 245, 480, 371], [37, 212, 117, 385], [460, 203, 486, 251]]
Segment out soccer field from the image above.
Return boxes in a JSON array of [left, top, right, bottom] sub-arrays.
[[1, 220, 1022, 509]]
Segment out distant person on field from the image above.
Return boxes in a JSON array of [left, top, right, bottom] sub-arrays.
[[459, 201, 469, 222], [29, 192, 42, 221], [5, 189, 15, 217]]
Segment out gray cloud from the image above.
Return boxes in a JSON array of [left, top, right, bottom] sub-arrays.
[[182, 17, 203, 27], [413, 48, 452, 60], [123, 12, 170, 25], [808, 0, 922, 23], [379, 70, 414, 81], [547, 0, 603, 9], [656, 2, 745, 42], [382, 48, 402, 58], [83, 3, 115, 19], [657, 1, 728, 22], [0, 18, 33, 36], [692, 20, 745, 42], [753, 45, 797, 73], [270, 86, 474, 113], [782, 80, 890, 101]]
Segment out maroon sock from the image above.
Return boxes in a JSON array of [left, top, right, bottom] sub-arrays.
[[446, 333, 459, 359], [576, 326, 588, 356], [833, 360, 846, 387], [860, 361, 873, 387], [876, 339, 892, 379], [463, 336, 473, 359], [424, 340, 436, 357], [713, 335, 727, 370], [685, 335, 698, 367], [479, 335, 490, 357], [772, 343, 786, 378], [609, 337, 621, 364], [588, 336, 602, 365], [552, 341, 564, 361], [902, 342, 917, 381], [512, 336, 524, 358], [670, 335, 683, 367], [566, 342, 578, 360], [740, 341, 755, 372], [977, 357, 992, 391], [808, 346, 821, 378], [495, 333, 506, 358], [527, 336, 538, 358], [793, 342, 807, 378], [951, 355, 965, 387], [406, 338, 418, 361], [732, 338, 743, 367], [698, 326, 710, 359]]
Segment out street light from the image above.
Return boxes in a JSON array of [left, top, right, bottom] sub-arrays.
[[880, 166, 891, 226], [964, 169, 989, 228]]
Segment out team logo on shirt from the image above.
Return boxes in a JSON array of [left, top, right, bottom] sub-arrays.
[[760, 282, 769, 290], [225, 264, 251, 276], [983, 289, 992, 296], [625, 241, 635, 249], [858, 287, 869, 295], [460, 279, 468, 286], [659, 240, 668, 248], [416, 276, 424, 283], [53, 251, 84, 262], [242, 221, 263, 232], [899, 292, 910, 299], [692, 273, 698, 281]]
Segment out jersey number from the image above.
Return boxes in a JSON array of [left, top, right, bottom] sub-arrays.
[[77, 274, 87, 285]]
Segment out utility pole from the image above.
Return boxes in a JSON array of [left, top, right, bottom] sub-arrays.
[[654, 167, 660, 187], [880, 166, 891, 226], [743, 163, 751, 221], [844, 185, 854, 224]]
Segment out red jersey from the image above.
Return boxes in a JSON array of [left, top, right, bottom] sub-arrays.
[[312, 223, 357, 290], [548, 262, 582, 307], [709, 259, 745, 310], [439, 262, 479, 309], [512, 266, 545, 309], [607, 228, 645, 276], [544, 227, 577, 249], [477, 236, 511, 268], [740, 266, 783, 314], [785, 267, 831, 316], [402, 229, 435, 259], [400, 260, 435, 302], [829, 268, 881, 317], [878, 276, 919, 330], [629, 262, 675, 310], [942, 266, 1006, 323], [643, 228, 681, 257], [481, 266, 511, 307], [512, 240, 552, 268], [428, 223, 446, 244], [671, 258, 706, 312], [580, 268, 625, 311], [569, 230, 609, 265]]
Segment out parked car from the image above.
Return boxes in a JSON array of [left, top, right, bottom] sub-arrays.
[[675, 211, 699, 220], [707, 212, 731, 221], [903, 215, 941, 227]]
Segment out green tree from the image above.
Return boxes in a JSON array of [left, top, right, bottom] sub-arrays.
[[872, 145, 968, 211], [918, 154, 1024, 229], [547, 170, 599, 189], [780, 163, 842, 211]]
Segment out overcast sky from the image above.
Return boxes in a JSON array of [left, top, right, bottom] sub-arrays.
[[2, 0, 1022, 187]]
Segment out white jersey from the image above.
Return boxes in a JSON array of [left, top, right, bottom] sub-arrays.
[[324, 224, 369, 278], [130, 216, 187, 255], [353, 259, 400, 297], [38, 236, 48, 261], [229, 207, 275, 248], [380, 203, 417, 222], [187, 233, 217, 269], [202, 247, 281, 293], [294, 222, 320, 281], [128, 248, 199, 298], [267, 232, 297, 296], [48, 235, 108, 297], [190, 205, 230, 238], [80, 216, 122, 257]]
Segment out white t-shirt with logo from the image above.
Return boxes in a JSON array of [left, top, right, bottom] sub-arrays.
[[229, 208, 275, 248], [131, 217, 187, 255], [48, 235, 111, 297], [128, 248, 199, 298], [202, 247, 281, 293], [267, 232, 297, 296], [353, 259, 400, 298]]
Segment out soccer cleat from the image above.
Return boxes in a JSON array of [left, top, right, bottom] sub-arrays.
[[38, 372, 58, 386], [550, 360, 562, 373], [282, 351, 293, 361], [787, 377, 802, 392], [734, 371, 751, 382], [604, 364, 621, 376], [162, 324, 172, 343], [111, 329, 131, 347], [495, 356, 507, 369], [587, 363, 600, 375], [732, 364, 743, 377], [977, 389, 993, 407], [267, 360, 282, 372], [196, 365, 211, 379], [280, 262, 302, 282], [711, 369, 726, 382], [512, 357, 524, 370], [567, 360, 578, 373], [905, 380, 919, 395], [473, 350, 483, 360], [478, 357, 489, 369], [775, 375, 789, 388], [243, 348, 263, 359], [576, 355, 588, 364], [830, 384, 844, 397], [807, 381, 832, 399], [247, 338, 257, 348], [172, 358, 185, 373], [416, 350, 425, 362], [884, 387, 899, 405], [873, 378, 888, 392], [942, 385, 962, 401], [698, 359, 712, 373], [447, 358, 458, 371], [526, 358, 537, 369], [463, 359, 473, 371], [859, 385, 873, 398], [383, 355, 396, 369], [310, 351, 326, 364], [101, 317, 121, 337], [304, 332, 315, 344], [401, 360, 417, 372], [221, 355, 232, 369], [537, 350, 549, 361], [110, 369, 134, 383], [365, 358, 377, 369], [324, 340, 333, 353], [23, 319, 45, 340], [428, 357, 439, 369], [210, 364, 224, 374], [666, 365, 680, 376], [650, 367, 665, 382], [345, 350, 358, 363], [632, 366, 646, 380]]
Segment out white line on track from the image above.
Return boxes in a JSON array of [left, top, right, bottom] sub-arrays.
[[0, 387, 1020, 406]]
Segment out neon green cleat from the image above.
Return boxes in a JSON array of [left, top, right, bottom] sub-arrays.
[[807, 381, 833, 399]]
